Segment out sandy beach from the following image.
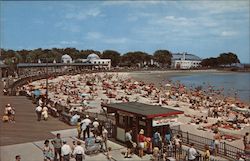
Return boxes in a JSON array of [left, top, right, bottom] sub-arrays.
[[128, 70, 250, 148], [22, 70, 250, 150]]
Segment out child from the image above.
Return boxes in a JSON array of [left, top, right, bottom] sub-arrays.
[[107, 147, 112, 161], [152, 147, 159, 161], [2, 115, 9, 122]]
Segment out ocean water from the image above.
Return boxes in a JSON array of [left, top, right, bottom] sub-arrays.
[[170, 72, 250, 103]]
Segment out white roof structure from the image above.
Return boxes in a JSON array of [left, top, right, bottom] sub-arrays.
[[62, 54, 72, 59], [87, 53, 100, 60], [61, 54, 73, 63]]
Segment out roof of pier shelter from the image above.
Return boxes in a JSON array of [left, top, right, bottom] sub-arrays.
[[104, 102, 184, 119]]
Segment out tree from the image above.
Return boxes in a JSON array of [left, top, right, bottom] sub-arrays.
[[121, 51, 150, 67], [16, 49, 30, 63], [217, 52, 240, 65], [201, 57, 218, 67], [153, 50, 172, 67], [102, 50, 121, 67]]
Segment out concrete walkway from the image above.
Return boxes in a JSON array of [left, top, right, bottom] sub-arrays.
[[0, 80, 74, 146], [0, 128, 148, 161]]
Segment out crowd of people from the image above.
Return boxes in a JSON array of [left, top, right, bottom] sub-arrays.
[[42, 133, 86, 161], [2, 103, 15, 123], [42, 128, 111, 161], [7, 71, 249, 160], [35, 98, 49, 121], [122, 125, 215, 161]]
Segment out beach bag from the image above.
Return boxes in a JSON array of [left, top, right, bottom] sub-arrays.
[[81, 122, 87, 131], [2, 115, 9, 122], [44, 149, 54, 160]]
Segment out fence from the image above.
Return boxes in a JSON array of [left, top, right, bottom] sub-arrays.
[[172, 129, 244, 160], [156, 148, 222, 161]]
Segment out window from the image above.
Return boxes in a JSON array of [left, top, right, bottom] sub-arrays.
[[118, 115, 125, 127]]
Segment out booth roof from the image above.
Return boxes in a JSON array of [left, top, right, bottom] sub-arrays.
[[104, 102, 184, 118]]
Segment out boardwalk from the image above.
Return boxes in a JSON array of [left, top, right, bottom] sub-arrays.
[[0, 81, 73, 146]]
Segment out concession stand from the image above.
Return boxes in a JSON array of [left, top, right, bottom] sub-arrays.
[[102, 102, 184, 143]]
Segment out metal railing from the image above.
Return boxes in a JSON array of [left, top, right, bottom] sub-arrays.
[[172, 129, 244, 160]]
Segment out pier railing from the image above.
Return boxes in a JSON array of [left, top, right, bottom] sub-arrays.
[[172, 129, 245, 160]]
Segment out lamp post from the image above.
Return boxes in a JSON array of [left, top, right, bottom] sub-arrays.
[[45, 58, 48, 105], [234, 90, 237, 102]]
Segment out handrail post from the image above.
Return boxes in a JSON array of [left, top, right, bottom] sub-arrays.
[[224, 142, 227, 156]]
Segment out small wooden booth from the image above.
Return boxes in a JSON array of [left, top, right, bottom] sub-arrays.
[[102, 102, 184, 143]]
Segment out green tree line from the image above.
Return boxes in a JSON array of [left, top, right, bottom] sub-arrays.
[[201, 52, 240, 67], [0, 48, 240, 68], [0, 48, 172, 68]]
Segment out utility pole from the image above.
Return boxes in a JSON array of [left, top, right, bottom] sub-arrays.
[[45, 58, 48, 105]]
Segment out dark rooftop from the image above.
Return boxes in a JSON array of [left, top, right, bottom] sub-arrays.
[[17, 63, 97, 67], [105, 102, 183, 118]]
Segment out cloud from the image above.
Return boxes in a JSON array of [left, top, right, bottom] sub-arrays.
[[54, 21, 81, 33], [102, 1, 168, 7], [60, 40, 78, 45], [65, 8, 102, 20], [104, 37, 128, 44], [220, 31, 238, 37], [86, 32, 103, 39], [183, 1, 249, 14], [85, 31, 129, 44]]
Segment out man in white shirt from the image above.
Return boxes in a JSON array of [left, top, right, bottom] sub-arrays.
[[101, 126, 108, 151], [61, 141, 72, 161], [35, 105, 42, 121], [92, 118, 99, 137], [38, 98, 43, 106], [188, 143, 199, 161], [3, 79, 7, 88], [73, 141, 85, 161], [81, 115, 92, 140]]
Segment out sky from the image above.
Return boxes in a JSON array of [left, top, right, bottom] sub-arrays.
[[0, 0, 249, 63]]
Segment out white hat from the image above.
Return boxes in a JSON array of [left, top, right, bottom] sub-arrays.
[[86, 115, 89, 118], [139, 129, 144, 134], [7, 104, 11, 106]]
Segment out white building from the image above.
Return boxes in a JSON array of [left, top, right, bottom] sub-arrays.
[[79, 53, 111, 70], [61, 54, 73, 63], [172, 52, 202, 69]]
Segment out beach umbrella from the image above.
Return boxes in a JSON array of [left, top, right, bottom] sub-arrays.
[[33, 89, 41, 96], [80, 93, 90, 97], [230, 104, 237, 108], [134, 81, 139, 85]]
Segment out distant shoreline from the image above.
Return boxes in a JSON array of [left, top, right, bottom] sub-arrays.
[[127, 69, 250, 104]]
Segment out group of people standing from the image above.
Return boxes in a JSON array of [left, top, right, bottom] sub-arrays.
[[43, 133, 85, 161], [123, 124, 213, 161], [76, 115, 109, 152], [35, 98, 49, 121], [2, 103, 15, 123]]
